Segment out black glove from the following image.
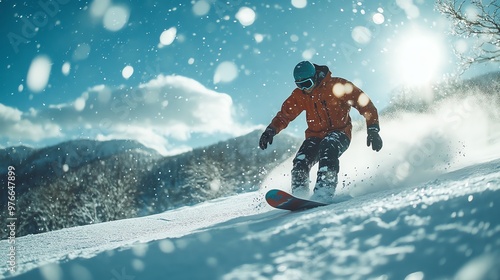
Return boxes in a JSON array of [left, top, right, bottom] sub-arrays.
[[259, 126, 276, 150], [367, 124, 383, 152]]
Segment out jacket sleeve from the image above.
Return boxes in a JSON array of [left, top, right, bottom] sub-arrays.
[[342, 79, 379, 128], [269, 91, 304, 134]]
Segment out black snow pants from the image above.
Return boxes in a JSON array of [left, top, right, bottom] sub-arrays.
[[291, 130, 350, 193]]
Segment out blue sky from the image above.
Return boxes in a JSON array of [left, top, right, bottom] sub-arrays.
[[0, 0, 497, 154]]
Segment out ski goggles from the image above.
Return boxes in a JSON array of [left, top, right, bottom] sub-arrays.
[[295, 78, 314, 90]]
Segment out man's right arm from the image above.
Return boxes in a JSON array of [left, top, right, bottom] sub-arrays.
[[259, 91, 303, 150], [269, 91, 303, 134]]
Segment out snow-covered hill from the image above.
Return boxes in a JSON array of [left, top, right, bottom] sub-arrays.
[[0, 139, 160, 195], [0, 131, 300, 238], [1, 159, 499, 280], [0, 139, 159, 173]]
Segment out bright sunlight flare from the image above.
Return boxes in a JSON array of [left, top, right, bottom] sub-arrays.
[[393, 28, 446, 86]]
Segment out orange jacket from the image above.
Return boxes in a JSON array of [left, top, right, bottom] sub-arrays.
[[269, 65, 379, 140]]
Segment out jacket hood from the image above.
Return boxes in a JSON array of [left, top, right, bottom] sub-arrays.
[[313, 64, 330, 84]]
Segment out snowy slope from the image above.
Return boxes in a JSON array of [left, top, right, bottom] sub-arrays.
[[1, 76, 499, 279], [1, 159, 499, 280]]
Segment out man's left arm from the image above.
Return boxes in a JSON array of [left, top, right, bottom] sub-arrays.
[[347, 82, 383, 152]]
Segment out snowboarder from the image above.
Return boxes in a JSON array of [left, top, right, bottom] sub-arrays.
[[259, 61, 383, 203]]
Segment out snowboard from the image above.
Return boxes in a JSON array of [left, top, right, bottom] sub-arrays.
[[265, 189, 328, 211]]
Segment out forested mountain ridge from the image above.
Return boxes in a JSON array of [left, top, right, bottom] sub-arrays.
[[0, 130, 300, 238]]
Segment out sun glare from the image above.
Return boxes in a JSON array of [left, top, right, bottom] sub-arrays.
[[394, 29, 445, 87]]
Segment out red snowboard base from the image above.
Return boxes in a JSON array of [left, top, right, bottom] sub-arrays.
[[265, 189, 328, 211]]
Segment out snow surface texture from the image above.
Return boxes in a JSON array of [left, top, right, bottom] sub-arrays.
[[1, 159, 500, 279]]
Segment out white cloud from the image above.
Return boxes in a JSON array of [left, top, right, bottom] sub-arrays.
[[0, 104, 62, 142], [0, 103, 22, 121], [1, 75, 254, 155], [96, 125, 183, 156]]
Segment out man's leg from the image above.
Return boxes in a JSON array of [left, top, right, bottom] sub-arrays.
[[291, 137, 321, 197], [312, 131, 350, 201]]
